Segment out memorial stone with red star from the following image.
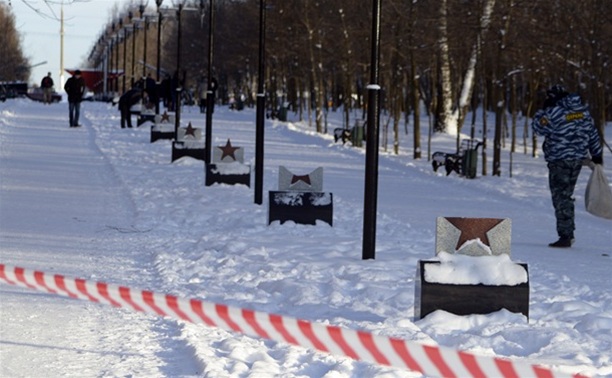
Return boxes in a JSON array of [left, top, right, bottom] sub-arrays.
[[435, 217, 512, 256], [213, 139, 244, 163]]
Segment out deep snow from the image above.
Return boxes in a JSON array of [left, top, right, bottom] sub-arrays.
[[0, 98, 611, 378]]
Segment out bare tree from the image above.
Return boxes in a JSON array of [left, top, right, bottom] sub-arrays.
[[76, 0, 611, 165], [0, 3, 30, 81]]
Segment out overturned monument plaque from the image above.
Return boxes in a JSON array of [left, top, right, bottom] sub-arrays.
[[415, 217, 529, 320], [268, 166, 333, 226], [205, 139, 251, 187], [171, 122, 206, 162]]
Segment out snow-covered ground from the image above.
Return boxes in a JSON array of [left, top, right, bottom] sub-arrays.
[[1, 98, 610, 378]]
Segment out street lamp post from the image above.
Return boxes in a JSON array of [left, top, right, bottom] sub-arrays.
[[143, 20, 149, 78], [111, 22, 116, 94], [155, 0, 164, 114], [116, 31, 120, 94], [204, 0, 215, 165], [121, 19, 127, 93], [103, 38, 109, 97], [138, 2, 149, 78], [174, 2, 184, 137], [111, 39, 116, 96], [129, 11, 136, 87], [254, 0, 266, 204], [362, 0, 382, 260]]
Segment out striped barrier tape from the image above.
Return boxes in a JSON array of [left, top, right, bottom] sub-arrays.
[[0, 263, 588, 378]]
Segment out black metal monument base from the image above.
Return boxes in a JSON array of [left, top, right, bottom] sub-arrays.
[[268, 191, 333, 226], [137, 113, 156, 127], [415, 260, 529, 320], [150, 126, 175, 143], [205, 163, 251, 187], [171, 142, 206, 162]]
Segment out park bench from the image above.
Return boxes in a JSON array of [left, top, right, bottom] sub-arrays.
[[432, 138, 482, 178], [333, 120, 366, 146], [333, 128, 352, 144]]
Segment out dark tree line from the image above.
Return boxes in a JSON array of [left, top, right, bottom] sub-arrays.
[[0, 3, 30, 82], [88, 0, 610, 171]]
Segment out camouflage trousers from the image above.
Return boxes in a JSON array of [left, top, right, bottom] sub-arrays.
[[547, 160, 583, 238]]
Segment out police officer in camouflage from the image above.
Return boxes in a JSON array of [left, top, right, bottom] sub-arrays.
[[532, 85, 603, 248]]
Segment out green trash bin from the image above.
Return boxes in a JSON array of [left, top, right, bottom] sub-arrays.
[[462, 149, 478, 179], [351, 120, 365, 147], [278, 106, 287, 122]]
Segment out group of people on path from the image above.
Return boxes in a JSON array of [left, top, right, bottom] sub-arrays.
[[50, 69, 210, 129], [117, 74, 159, 129], [39, 70, 86, 127], [117, 71, 217, 128]]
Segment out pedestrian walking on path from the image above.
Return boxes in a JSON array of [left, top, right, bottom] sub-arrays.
[[40, 72, 54, 104], [64, 70, 86, 127]]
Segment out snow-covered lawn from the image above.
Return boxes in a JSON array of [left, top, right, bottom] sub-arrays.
[[1, 99, 610, 377]]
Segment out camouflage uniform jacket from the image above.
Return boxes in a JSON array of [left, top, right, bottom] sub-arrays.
[[532, 94, 602, 163]]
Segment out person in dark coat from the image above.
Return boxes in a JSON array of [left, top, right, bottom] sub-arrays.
[[161, 74, 171, 110], [169, 71, 180, 111], [144, 73, 158, 111], [40, 72, 54, 104], [64, 70, 86, 127], [118, 87, 144, 128]]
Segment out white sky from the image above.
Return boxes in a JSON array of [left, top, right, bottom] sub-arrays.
[[8, 0, 130, 86]]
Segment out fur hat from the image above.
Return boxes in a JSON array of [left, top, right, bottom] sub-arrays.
[[546, 84, 567, 99]]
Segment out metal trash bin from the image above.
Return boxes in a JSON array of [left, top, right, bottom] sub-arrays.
[[352, 120, 365, 147], [278, 106, 287, 122], [461, 139, 481, 179], [462, 149, 478, 179]]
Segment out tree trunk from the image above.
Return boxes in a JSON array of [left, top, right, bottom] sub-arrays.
[[456, 0, 496, 132], [437, 0, 454, 134], [481, 78, 488, 176], [492, 0, 512, 177]]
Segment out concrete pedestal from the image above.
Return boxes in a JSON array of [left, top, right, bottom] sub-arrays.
[[268, 191, 333, 226], [415, 260, 529, 320]]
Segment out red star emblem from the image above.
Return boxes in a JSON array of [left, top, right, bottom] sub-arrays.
[[219, 139, 239, 161], [185, 122, 197, 137], [446, 217, 504, 250], [291, 174, 311, 186], [160, 111, 170, 123]]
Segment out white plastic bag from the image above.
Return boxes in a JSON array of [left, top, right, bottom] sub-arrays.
[[585, 163, 612, 220]]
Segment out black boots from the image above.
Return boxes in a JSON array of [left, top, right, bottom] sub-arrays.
[[549, 235, 575, 248]]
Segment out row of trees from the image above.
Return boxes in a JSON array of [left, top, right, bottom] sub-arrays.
[[85, 0, 612, 174], [0, 3, 31, 82]]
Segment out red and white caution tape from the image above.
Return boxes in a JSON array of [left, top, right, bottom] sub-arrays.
[[0, 264, 589, 378]]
